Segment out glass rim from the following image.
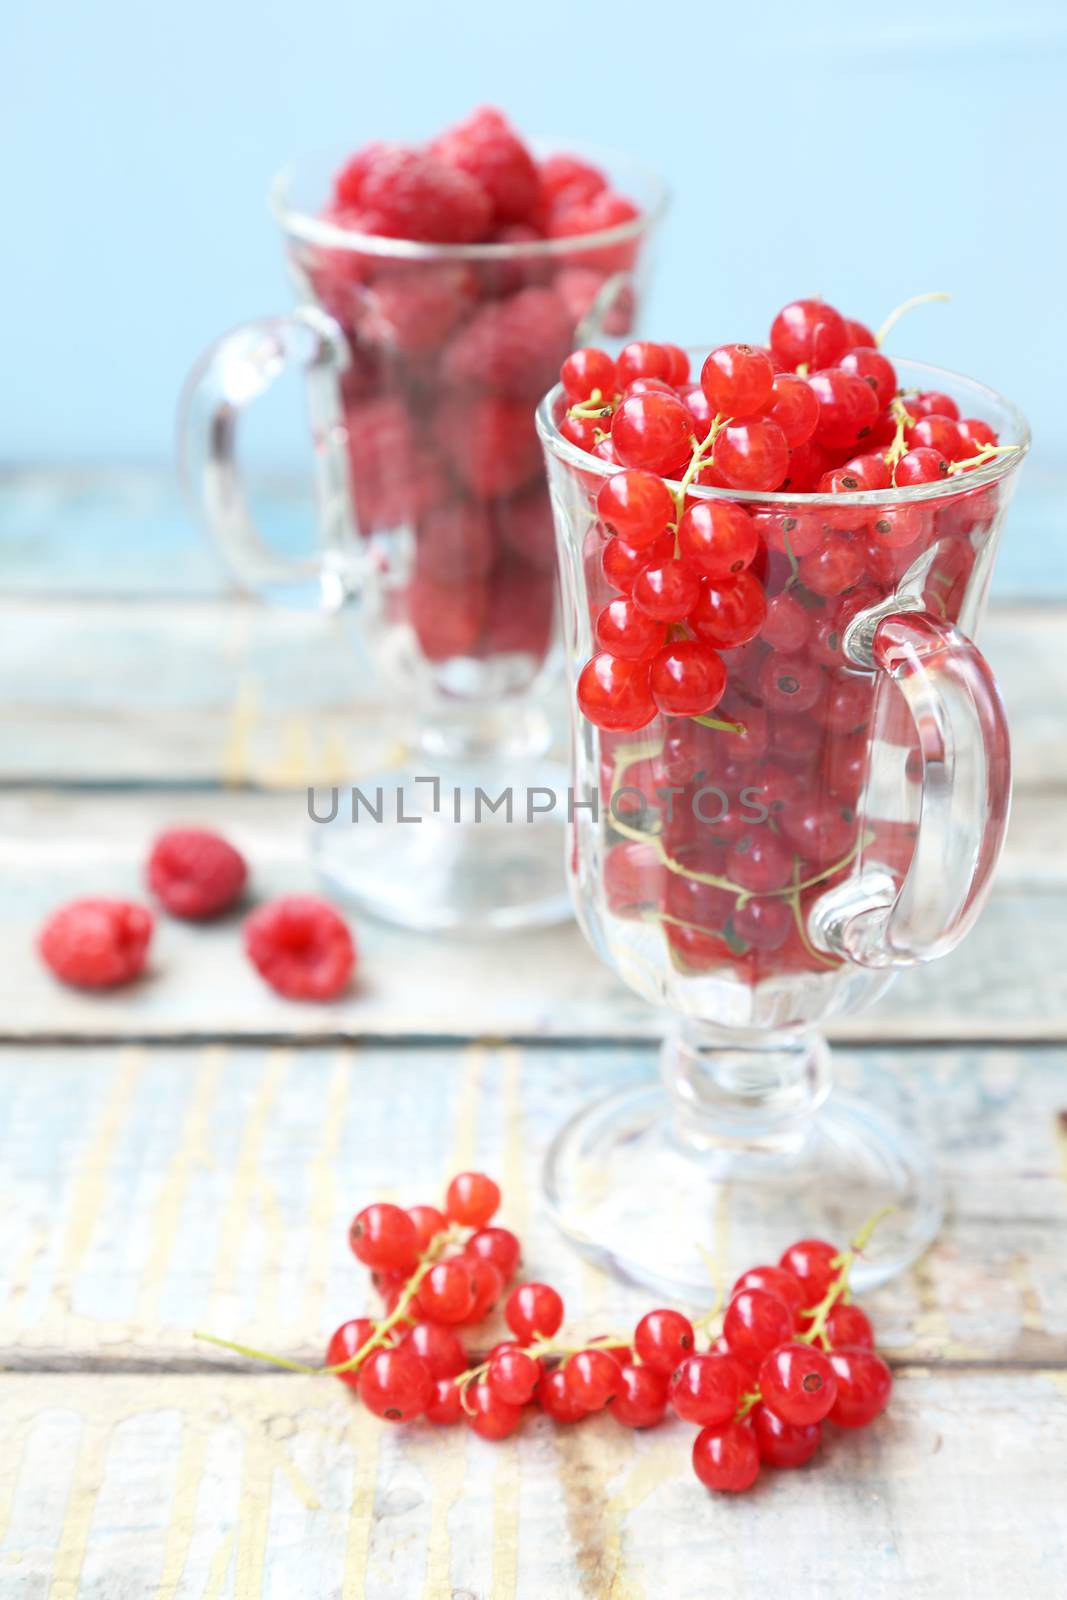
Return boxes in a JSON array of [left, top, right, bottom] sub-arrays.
[[536, 355, 1031, 508], [270, 138, 669, 262]]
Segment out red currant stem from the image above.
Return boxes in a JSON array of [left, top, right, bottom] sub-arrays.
[[671, 414, 730, 521], [190, 1332, 325, 1374], [874, 290, 951, 349], [781, 529, 801, 589], [946, 443, 1020, 476], [567, 397, 613, 420], [784, 859, 840, 970], [735, 1387, 763, 1422], [326, 1225, 467, 1376], [691, 713, 748, 735], [884, 394, 915, 471], [797, 1205, 895, 1347]]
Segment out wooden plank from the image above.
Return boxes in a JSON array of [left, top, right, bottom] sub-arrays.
[[0, 787, 1064, 1043], [1, 1042, 1065, 1369], [0, 1368, 1063, 1599], [2, 598, 1066, 788]]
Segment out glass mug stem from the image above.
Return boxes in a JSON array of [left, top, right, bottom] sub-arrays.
[[662, 1021, 830, 1154]]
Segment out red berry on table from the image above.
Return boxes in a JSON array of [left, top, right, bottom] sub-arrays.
[[445, 1170, 501, 1227], [632, 558, 702, 622], [349, 1203, 419, 1273], [564, 1348, 624, 1410], [594, 598, 668, 662], [325, 1318, 376, 1388], [808, 369, 880, 449], [837, 347, 897, 410], [770, 299, 849, 371], [765, 371, 821, 447], [827, 1346, 893, 1428], [752, 1404, 821, 1469], [37, 899, 153, 989], [463, 1259, 505, 1322], [649, 640, 727, 717], [417, 1259, 478, 1324], [425, 1377, 464, 1426], [600, 529, 674, 594], [670, 1353, 741, 1426], [712, 416, 790, 491], [633, 1308, 696, 1374], [616, 340, 673, 386], [561, 346, 617, 404], [596, 469, 676, 548], [677, 500, 758, 579], [465, 1225, 522, 1281], [466, 1380, 525, 1440], [824, 1303, 875, 1349], [407, 1204, 448, 1252], [692, 1421, 761, 1494], [488, 1345, 542, 1405], [146, 827, 247, 920], [723, 1288, 795, 1366], [401, 1322, 469, 1380], [357, 1347, 434, 1422], [700, 342, 775, 418], [537, 1366, 589, 1423], [505, 1282, 564, 1343], [610, 1363, 670, 1428], [779, 1238, 841, 1306], [244, 896, 355, 1001], [688, 571, 768, 648], [758, 1341, 838, 1425], [576, 653, 656, 733], [611, 392, 695, 476], [893, 446, 949, 485]]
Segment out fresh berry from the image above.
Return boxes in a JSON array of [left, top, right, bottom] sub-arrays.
[[407, 1204, 448, 1252], [488, 1345, 542, 1405], [401, 1322, 469, 1380], [38, 899, 153, 989], [576, 653, 656, 733], [357, 1347, 434, 1421], [723, 1288, 795, 1366], [692, 1421, 761, 1494], [670, 1353, 741, 1426], [417, 1259, 477, 1324], [597, 469, 676, 547], [564, 1348, 624, 1410], [505, 1282, 564, 1342], [713, 416, 790, 490], [561, 347, 617, 404], [611, 392, 695, 476], [779, 1239, 840, 1307], [752, 1404, 821, 1469], [677, 500, 758, 579], [244, 896, 355, 1001], [349, 147, 492, 243], [146, 828, 247, 920], [633, 1308, 696, 1374], [537, 1367, 588, 1423], [610, 1363, 670, 1428], [824, 1303, 875, 1349], [758, 1341, 838, 1425], [466, 1379, 525, 1440], [826, 1346, 893, 1428], [649, 640, 727, 716], [445, 1171, 501, 1227], [349, 1203, 419, 1273], [443, 287, 572, 398], [770, 299, 849, 371], [431, 106, 540, 226], [700, 343, 775, 417], [325, 1318, 376, 1388], [688, 572, 767, 648], [465, 1226, 522, 1281], [425, 1378, 464, 1426]]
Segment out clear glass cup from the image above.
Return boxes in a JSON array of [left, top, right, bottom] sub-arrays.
[[537, 357, 1028, 1295], [178, 145, 667, 932]]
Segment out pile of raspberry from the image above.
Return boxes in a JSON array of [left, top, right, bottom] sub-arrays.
[[556, 298, 1009, 733], [297, 107, 643, 667], [215, 1172, 893, 1495], [36, 828, 355, 1001]]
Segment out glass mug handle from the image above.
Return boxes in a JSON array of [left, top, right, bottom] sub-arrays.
[[177, 305, 359, 608], [811, 609, 1011, 969]]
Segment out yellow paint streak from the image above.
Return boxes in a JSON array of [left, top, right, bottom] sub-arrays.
[[447, 1043, 487, 1175], [1009, 1253, 1046, 1332], [0, 1416, 31, 1548], [301, 1051, 350, 1332], [490, 1445, 521, 1600], [152, 1420, 208, 1599], [208, 1051, 287, 1324], [499, 1047, 528, 1237], [342, 1404, 381, 1599], [601, 1437, 680, 1600], [265, 715, 311, 789], [221, 673, 260, 788], [233, 1426, 273, 1600], [322, 726, 352, 786], [1054, 1111, 1067, 1196], [4, 1224, 48, 1322], [203, 1530, 236, 1599], [48, 1416, 112, 1600], [419, 1430, 465, 1599], [50, 1047, 144, 1317], [137, 1046, 223, 1327]]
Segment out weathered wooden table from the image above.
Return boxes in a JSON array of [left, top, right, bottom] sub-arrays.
[[2, 473, 1065, 1598]]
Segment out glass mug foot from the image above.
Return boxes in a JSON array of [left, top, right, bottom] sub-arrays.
[[543, 1043, 943, 1302]]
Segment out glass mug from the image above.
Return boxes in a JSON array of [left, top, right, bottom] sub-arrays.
[[537, 358, 1028, 1296], [179, 146, 667, 932]]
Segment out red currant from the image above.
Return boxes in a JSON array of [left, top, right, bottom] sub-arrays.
[[910, 413, 964, 461], [632, 559, 701, 622], [869, 503, 927, 549], [700, 342, 775, 418], [425, 1377, 463, 1426], [778, 1239, 840, 1307], [576, 653, 656, 733], [957, 417, 997, 452], [401, 1322, 468, 1380], [649, 640, 727, 717], [466, 1379, 525, 1440], [609, 1363, 669, 1428], [731, 894, 792, 950], [537, 1366, 589, 1423], [765, 371, 820, 447], [760, 592, 811, 653], [417, 1259, 477, 1324], [727, 831, 794, 893], [712, 417, 789, 491], [915, 389, 960, 421], [722, 1288, 795, 1366], [752, 1403, 821, 1469], [837, 347, 897, 409], [798, 536, 866, 598], [758, 654, 825, 715], [824, 1303, 875, 1349], [770, 299, 849, 371], [611, 392, 694, 476], [827, 1346, 892, 1428], [325, 1318, 376, 1388], [662, 343, 691, 385], [357, 1347, 434, 1422], [633, 1308, 695, 1374], [808, 369, 880, 449], [692, 1421, 760, 1493], [596, 468, 676, 548], [670, 1353, 741, 1426], [561, 347, 617, 404], [407, 1204, 447, 1252], [688, 571, 767, 648], [677, 500, 758, 579], [564, 1348, 623, 1410], [560, 412, 601, 453], [616, 340, 672, 386], [463, 1259, 504, 1322], [894, 447, 948, 485], [349, 1203, 419, 1273], [758, 1341, 838, 1425], [444, 1171, 500, 1227], [488, 1345, 542, 1405], [505, 1281, 564, 1343], [594, 597, 667, 661], [600, 530, 673, 594], [842, 316, 876, 347], [465, 1226, 521, 1281]]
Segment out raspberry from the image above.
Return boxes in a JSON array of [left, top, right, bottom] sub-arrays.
[[333, 141, 407, 207], [432, 107, 541, 226], [434, 394, 542, 498], [493, 484, 557, 573], [442, 287, 573, 399], [349, 148, 492, 244], [38, 899, 153, 989], [482, 559, 555, 659], [547, 190, 641, 273], [344, 396, 415, 532], [555, 267, 635, 338], [357, 265, 476, 356], [407, 575, 487, 661], [146, 827, 247, 920], [244, 896, 355, 1001], [415, 499, 494, 585], [538, 154, 607, 209]]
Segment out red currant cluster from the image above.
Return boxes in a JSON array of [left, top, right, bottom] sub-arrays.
[[294, 107, 647, 667], [36, 827, 355, 1000], [562, 298, 1013, 736], [209, 1174, 893, 1493]]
